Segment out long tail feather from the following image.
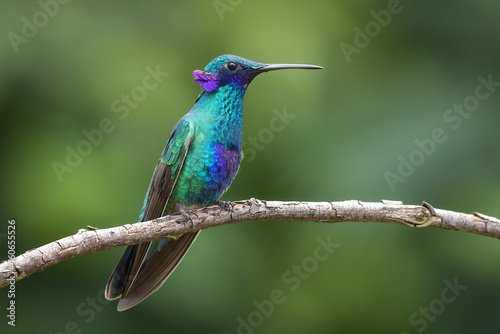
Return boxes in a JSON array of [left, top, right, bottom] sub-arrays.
[[105, 242, 151, 300], [116, 231, 200, 311]]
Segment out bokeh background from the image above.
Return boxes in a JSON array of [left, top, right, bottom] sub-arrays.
[[1, 0, 500, 333]]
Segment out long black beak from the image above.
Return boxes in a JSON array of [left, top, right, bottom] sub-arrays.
[[254, 63, 323, 72]]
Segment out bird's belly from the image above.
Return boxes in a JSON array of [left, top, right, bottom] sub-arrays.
[[171, 141, 241, 206]]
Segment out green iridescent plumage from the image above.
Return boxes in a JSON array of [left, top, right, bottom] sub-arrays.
[[105, 55, 322, 311]]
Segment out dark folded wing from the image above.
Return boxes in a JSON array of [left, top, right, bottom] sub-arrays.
[[105, 118, 195, 304]]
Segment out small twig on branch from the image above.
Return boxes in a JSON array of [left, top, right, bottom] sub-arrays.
[[1, 198, 499, 288]]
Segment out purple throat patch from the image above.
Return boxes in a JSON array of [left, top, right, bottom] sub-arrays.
[[193, 70, 219, 92]]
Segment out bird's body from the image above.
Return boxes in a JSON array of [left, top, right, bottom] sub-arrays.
[[105, 55, 322, 311], [168, 86, 244, 207]]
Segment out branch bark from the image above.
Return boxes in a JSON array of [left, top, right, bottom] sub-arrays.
[[1, 198, 500, 288]]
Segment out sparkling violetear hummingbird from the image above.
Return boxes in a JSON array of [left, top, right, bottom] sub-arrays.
[[105, 55, 323, 311]]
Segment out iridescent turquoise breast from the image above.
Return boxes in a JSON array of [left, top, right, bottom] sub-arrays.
[[170, 139, 241, 207]]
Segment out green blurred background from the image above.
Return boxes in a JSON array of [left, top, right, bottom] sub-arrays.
[[1, 0, 500, 333]]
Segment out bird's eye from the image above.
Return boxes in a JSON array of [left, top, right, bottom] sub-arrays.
[[226, 61, 238, 71]]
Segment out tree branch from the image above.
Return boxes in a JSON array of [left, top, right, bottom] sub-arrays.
[[1, 199, 500, 288]]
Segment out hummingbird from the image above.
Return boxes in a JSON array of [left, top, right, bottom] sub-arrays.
[[105, 55, 322, 311]]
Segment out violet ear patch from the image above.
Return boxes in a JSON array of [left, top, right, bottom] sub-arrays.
[[193, 70, 219, 92]]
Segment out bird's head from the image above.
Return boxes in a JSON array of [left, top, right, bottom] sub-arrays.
[[193, 54, 322, 95]]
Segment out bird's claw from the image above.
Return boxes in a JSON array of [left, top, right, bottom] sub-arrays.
[[216, 200, 234, 213], [177, 205, 198, 229]]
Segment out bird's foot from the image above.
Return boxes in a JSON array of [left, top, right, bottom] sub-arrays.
[[176, 203, 198, 229], [216, 200, 234, 213]]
